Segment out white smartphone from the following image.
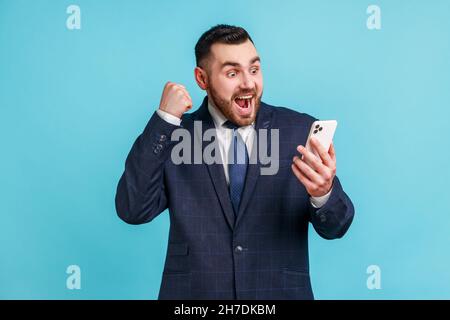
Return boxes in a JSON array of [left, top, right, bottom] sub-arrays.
[[304, 120, 337, 160]]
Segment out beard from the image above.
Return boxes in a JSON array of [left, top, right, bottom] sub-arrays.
[[208, 82, 262, 127]]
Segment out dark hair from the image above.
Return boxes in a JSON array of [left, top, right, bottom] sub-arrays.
[[195, 24, 254, 68]]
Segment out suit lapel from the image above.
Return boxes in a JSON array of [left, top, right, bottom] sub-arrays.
[[189, 98, 273, 232], [235, 103, 272, 230], [194, 97, 236, 231]]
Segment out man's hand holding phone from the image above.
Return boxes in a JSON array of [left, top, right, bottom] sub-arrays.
[[291, 120, 337, 197]]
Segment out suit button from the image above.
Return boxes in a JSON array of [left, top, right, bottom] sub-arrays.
[[235, 245, 243, 253], [320, 214, 327, 222], [159, 134, 167, 142], [153, 143, 163, 154]]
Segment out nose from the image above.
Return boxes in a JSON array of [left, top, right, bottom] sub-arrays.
[[239, 71, 254, 91]]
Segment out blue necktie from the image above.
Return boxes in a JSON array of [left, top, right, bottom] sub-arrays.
[[224, 121, 249, 217]]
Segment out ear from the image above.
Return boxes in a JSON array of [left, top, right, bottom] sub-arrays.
[[194, 67, 208, 91]]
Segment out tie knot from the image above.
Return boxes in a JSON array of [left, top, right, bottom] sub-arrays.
[[223, 120, 240, 130]]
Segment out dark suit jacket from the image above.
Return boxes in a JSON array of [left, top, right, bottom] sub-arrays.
[[115, 96, 355, 300]]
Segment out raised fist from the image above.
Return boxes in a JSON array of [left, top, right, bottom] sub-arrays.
[[158, 82, 193, 118]]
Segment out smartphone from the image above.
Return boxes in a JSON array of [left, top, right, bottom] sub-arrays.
[[304, 120, 337, 160]]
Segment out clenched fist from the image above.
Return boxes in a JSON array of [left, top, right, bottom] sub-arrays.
[[158, 82, 193, 118]]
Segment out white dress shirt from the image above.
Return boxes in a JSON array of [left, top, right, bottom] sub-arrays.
[[156, 99, 332, 208]]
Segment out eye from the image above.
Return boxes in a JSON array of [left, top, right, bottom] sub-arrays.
[[227, 71, 237, 78], [250, 67, 259, 75]]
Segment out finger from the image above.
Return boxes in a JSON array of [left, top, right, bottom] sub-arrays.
[[291, 163, 315, 190], [184, 96, 192, 109], [179, 88, 192, 100], [184, 91, 192, 101], [293, 156, 324, 185], [176, 88, 191, 104], [175, 86, 188, 94], [297, 145, 327, 176], [329, 142, 336, 162], [310, 137, 333, 167], [167, 81, 178, 90]]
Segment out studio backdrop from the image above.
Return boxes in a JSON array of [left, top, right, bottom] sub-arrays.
[[1, 0, 449, 299]]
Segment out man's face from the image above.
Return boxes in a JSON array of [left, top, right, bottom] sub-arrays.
[[203, 39, 264, 126]]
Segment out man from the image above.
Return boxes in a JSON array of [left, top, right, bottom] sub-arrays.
[[115, 24, 354, 300]]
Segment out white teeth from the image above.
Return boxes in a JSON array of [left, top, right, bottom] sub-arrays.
[[236, 95, 253, 100]]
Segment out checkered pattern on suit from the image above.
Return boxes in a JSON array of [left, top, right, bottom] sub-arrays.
[[115, 96, 355, 300]]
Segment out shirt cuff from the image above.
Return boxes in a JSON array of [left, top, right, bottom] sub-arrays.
[[310, 187, 333, 208], [156, 109, 182, 126]]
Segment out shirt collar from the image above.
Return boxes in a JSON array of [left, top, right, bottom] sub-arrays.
[[207, 98, 228, 128]]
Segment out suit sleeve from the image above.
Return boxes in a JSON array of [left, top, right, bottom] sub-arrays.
[[308, 175, 355, 239], [115, 111, 181, 225]]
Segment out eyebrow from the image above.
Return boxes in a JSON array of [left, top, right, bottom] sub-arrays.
[[220, 56, 261, 70]]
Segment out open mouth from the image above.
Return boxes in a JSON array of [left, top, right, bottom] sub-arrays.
[[233, 95, 253, 116]]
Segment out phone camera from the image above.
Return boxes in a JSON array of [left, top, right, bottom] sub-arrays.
[[313, 126, 323, 134]]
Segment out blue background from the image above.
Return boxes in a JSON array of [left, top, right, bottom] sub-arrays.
[[1, 0, 449, 299]]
